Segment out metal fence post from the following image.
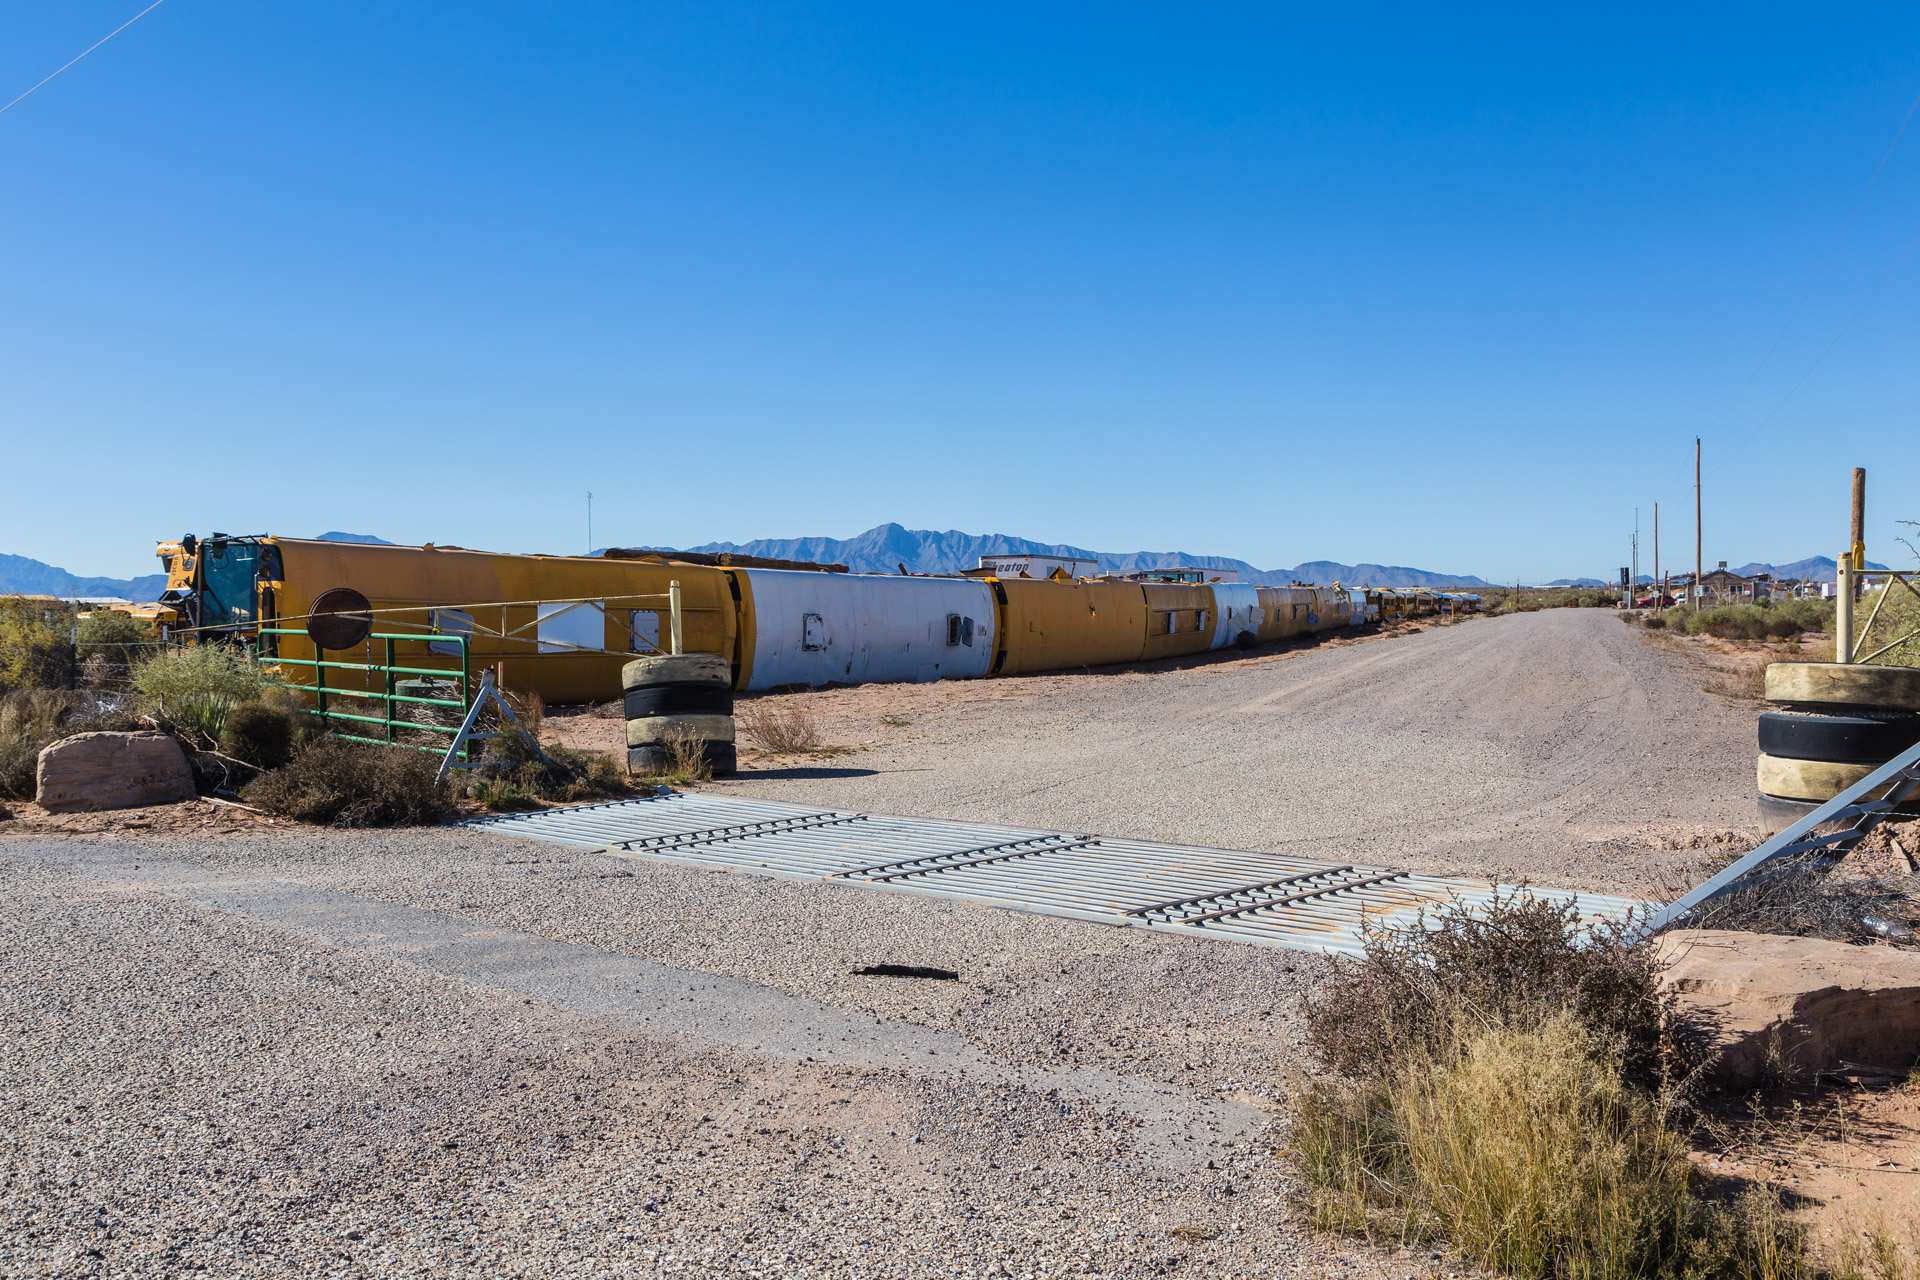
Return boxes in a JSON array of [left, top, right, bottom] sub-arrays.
[[1837, 556, 1854, 663], [669, 579, 684, 656]]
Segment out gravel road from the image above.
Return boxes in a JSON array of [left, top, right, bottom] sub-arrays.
[[2, 830, 1358, 1278], [1, 607, 1760, 1275], [695, 608, 1760, 897]]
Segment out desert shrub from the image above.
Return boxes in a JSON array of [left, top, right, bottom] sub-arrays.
[[1292, 1017, 1802, 1280], [132, 643, 273, 747], [244, 736, 455, 827], [1292, 904, 1807, 1280], [1860, 581, 1920, 667], [1642, 614, 1667, 629], [470, 777, 542, 811], [466, 701, 630, 804], [219, 700, 298, 769], [0, 596, 76, 692], [0, 687, 145, 799], [1304, 890, 1685, 1087], [1689, 853, 1918, 945], [74, 610, 153, 675], [736, 701, 822, 753], [663, 725, 715, 781]]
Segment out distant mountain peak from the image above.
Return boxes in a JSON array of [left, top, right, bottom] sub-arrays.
[[675, 524, 1492, 588], [314, 531, 393, 544]]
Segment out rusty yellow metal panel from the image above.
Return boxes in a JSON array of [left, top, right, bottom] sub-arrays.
[[262, 538, 737, 705], [1256, 587, 1319, 639], [726, 569, 756, 692], [1140, 583, 1215, 661], [992, 578, 1147, 675]]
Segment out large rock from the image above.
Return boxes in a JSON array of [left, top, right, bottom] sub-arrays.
[[1659, 929, 1920, 1087], [35, 731, 195, 813]]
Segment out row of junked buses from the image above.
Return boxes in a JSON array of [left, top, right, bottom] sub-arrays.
[[148, 535, 1478, 704]]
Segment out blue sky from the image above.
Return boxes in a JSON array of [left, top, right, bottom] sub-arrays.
[[4, 3, 1919, 583]]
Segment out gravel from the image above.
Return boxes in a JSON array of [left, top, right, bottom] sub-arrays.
[[0, 606, 1759, 1274], [686, 608, 1761, 898]]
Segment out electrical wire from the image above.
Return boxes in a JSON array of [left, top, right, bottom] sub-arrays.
[[0, 0, 169, 118]]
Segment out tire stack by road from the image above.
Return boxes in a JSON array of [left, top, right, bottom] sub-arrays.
[[1755, 662, 1920, 832], [622, 654, 737, 777]]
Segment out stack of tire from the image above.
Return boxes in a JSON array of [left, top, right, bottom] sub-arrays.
[[1756, 662, 1920, 832], [622, 654, 736, 777]]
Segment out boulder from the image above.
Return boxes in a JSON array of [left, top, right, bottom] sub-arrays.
[[1658, 928, 1920, 1087], [35, 731, 195, 813]]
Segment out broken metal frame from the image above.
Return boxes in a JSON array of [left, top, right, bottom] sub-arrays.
[[1845, 570, 1920, 665], [436, 668, 551, 783], [1641, 735, 1920, 934]]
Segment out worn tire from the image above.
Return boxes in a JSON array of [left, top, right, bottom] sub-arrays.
[[1754, 752, 1892, 802], [1765, 662, 1920, 711], [628, 742, 737, 777], [1756, 792, 1838, 835], [623, 684, 735, 719], [1757, 709, 1920, 763], [625, 713, 735, 748], [621, 653, 732, 693]]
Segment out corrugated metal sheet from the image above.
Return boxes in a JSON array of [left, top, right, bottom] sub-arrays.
[[468, 794, 1645, 957], [735, 569, 995, 690]]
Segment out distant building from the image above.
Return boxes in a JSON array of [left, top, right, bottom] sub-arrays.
[[1118, 567, 1239, 584], [1670, 561, 1772, 604], [975, 554, 1100, 580]]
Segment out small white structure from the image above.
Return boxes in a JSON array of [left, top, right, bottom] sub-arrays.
[[977, 554, 1099, 580]]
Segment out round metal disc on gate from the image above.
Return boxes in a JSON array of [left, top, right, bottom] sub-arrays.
[[307, 587, 373, 650]]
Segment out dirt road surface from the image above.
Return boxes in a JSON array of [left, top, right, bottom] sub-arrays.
[[2, 607, 1763, 1275], [569, 608, 1762, 897]]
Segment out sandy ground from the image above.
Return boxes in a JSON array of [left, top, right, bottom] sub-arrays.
[[555, 609, 1766, 898], [2, 606, 1904, 1276]]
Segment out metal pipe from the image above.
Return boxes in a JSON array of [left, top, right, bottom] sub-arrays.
[[1838, 556, 1854, 663], [669, 580, 684, 656]]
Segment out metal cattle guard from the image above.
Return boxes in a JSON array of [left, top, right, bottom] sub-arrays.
[[467, 793, 1643, 958]]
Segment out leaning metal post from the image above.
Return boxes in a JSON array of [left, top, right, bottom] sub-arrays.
[[1641, 736, 1920, 934]]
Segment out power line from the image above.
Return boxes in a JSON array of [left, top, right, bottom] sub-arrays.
[[0, 0, 169, 118]]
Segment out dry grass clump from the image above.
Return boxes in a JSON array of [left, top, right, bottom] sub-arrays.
[[1689, 853, 1918, 946], [462, 706, 633, 811], [736, 702, 822, 754], [1823, 1210, 1920, 1280], [1304, 890, 1685, 1087], [1290, 894, 1804, 1280], [244, 737, 456, 827], [662, 725, 715, 781]]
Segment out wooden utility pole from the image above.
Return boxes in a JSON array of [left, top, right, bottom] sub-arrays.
[[1851, 467, 1867, 585], [1694, 438, 1703, 610], [1652, 503, 1659, 606]]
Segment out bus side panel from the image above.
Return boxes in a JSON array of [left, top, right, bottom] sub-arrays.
[[994, 578, 1147, 675], [265, 538, 735, 705], [1140, 584, 1216, 661], [737, 570, 995, 691]]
